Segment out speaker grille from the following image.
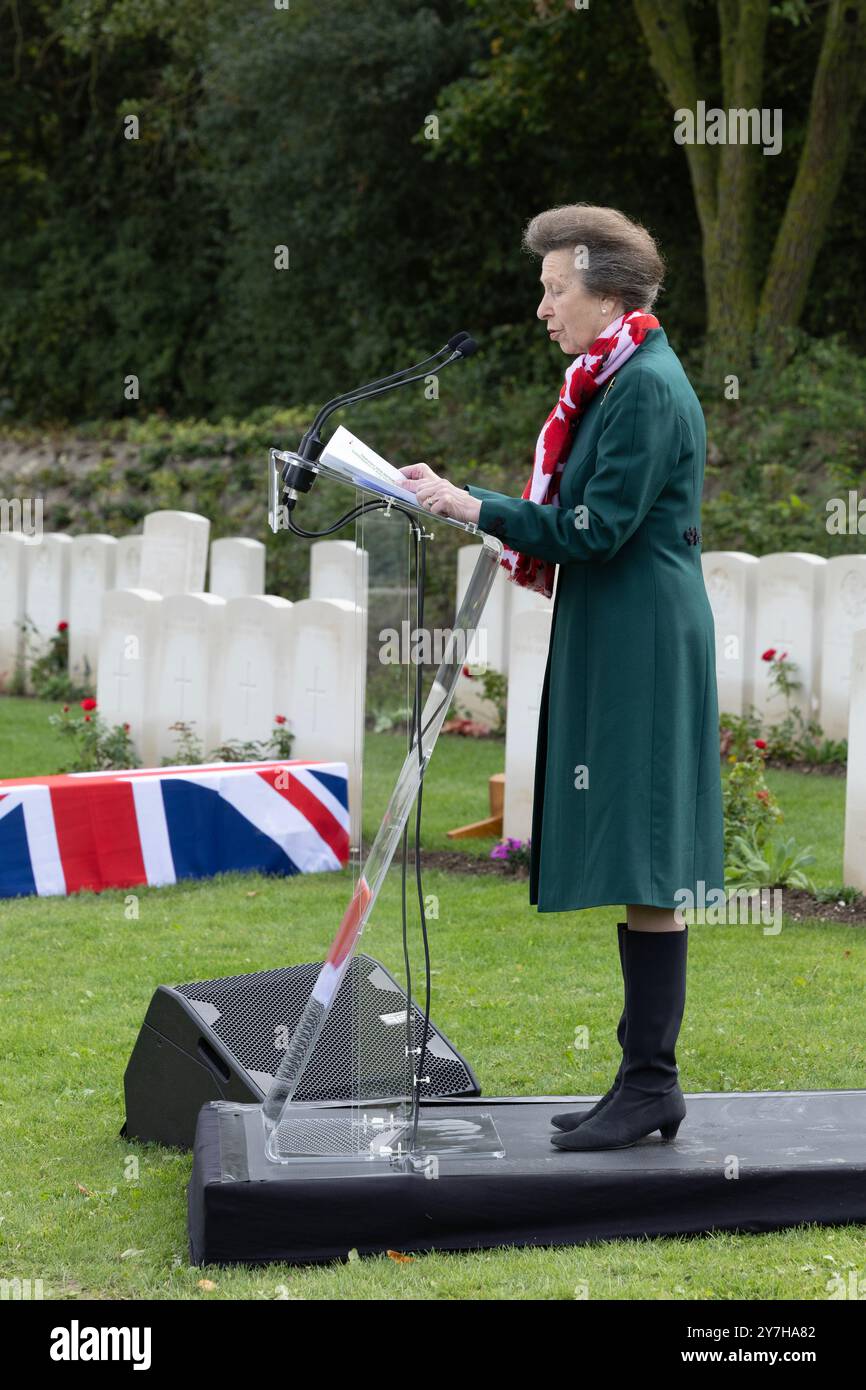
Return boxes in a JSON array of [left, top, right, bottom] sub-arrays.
[[176, 954, 477, 1103]]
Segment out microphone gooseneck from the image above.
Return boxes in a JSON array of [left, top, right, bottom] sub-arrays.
[[279, 332, 477, 498]]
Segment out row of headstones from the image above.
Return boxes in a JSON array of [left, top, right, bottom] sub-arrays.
[[6, 517, 866, 886], [458, 547, 866, 743], [704, 550, 866, 891], [701, 551, 866, 740], [95, 589, 367, 846], [0, 510, 368, 686], [474, 547, 866, 892]]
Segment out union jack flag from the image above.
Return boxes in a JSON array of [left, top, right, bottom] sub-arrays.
[[0, 760, 350, 899]]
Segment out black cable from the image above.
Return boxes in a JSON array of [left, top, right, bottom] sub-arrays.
[[409, 531, 433, 1156], [399, 524, 420, 1154], [284, 494, 419, 539]]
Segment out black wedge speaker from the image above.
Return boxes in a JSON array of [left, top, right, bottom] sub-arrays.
[[123, 953, 480, 1147]]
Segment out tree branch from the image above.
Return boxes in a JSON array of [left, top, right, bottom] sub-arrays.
[[717, 0, 739, 103], [715, 0, 772, 324], [632, 0, 718, 235]]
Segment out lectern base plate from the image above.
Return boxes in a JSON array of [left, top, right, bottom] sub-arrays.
[[265, 1104, 505, 1163]]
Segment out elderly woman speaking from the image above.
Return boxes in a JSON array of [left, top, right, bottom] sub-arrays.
[[399, 204, 724, 1154]]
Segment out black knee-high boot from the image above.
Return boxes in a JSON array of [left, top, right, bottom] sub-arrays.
[[551, 921, 628, 1131], [550, 925, 688, 1151]]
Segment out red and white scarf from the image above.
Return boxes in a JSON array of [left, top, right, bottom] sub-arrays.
[[500, 309, 660, 597]]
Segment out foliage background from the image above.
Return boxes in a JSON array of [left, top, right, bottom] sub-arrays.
[[2, 0, 865, 419], [1, 0, 864, 637]]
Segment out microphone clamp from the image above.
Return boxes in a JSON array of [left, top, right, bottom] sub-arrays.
[[269, 448, 319, 532], [276, 448, 319, 498]]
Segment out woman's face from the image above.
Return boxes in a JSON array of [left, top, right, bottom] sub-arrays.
[[536, 248, 624, 355]]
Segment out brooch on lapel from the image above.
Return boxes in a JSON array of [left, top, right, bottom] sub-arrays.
[[683, 526, 702, 546], [600, 375, 617, 404]]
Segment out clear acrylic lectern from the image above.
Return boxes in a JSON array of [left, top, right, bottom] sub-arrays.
[[263, 443, 506, 1167]]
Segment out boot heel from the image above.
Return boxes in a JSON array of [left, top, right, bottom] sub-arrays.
[[659, 1118, 682, 1143]]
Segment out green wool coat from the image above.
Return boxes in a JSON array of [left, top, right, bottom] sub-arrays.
[[465, 327, 725, 912]]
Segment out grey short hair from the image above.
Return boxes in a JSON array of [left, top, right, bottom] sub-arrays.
[[522, 203, 665, 312]]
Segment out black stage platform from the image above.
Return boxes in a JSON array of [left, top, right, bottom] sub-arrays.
[[188, 1089, 866, 1266]]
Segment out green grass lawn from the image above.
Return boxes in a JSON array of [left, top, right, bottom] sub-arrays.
[[0, 695, 863, 1300], [762, 767, 847, 888]]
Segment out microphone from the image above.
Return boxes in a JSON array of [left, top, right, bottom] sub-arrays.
[[279, 332, 478, 499], [453, 335, 478, 358]]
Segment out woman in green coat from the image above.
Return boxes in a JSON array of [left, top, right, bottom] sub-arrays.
[[400, 203, 724, 1154]]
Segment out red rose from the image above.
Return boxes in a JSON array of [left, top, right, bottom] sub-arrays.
[[57, 621, 68, 633], [80, 698, 97, 711], [754, 738, 767, 750], [274, 714, 287, 725], [62, 705, 69, 713], [84, 715, 91, 723], [123, 722, 130, 732], [761, 648, 776, 662], [755, 790, 769, 802]]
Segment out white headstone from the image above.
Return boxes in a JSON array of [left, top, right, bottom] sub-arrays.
[[843, 627, 866, 891], [752, 553, 827, 725], [219, 595, 293, 748], [153, 593, 227, 762], [503, 606, 553, 841], [139, 510, 209, 597], [208, 537, 266, 600], [310, 540, 368, 608], [96, 589, 164, 764], [68, 535, 117, 687], [456, 545, 509, 669], [115, 535, 142, 589], [23, 533, 73, 673], [509, 574, 556, 617], [0, 532, 28, 690], [281, 597, 367, 849], [819, 557, 866, 740], [701, 551, 759, 716], [453, 546, 511, 729]]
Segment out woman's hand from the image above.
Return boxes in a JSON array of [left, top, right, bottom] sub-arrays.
[[399, 462, 482, 524]]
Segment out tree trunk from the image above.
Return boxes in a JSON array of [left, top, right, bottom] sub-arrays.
[[758, 0, 866, 332], [633, 0, 770, 377], [632, 0, 866, 375]]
